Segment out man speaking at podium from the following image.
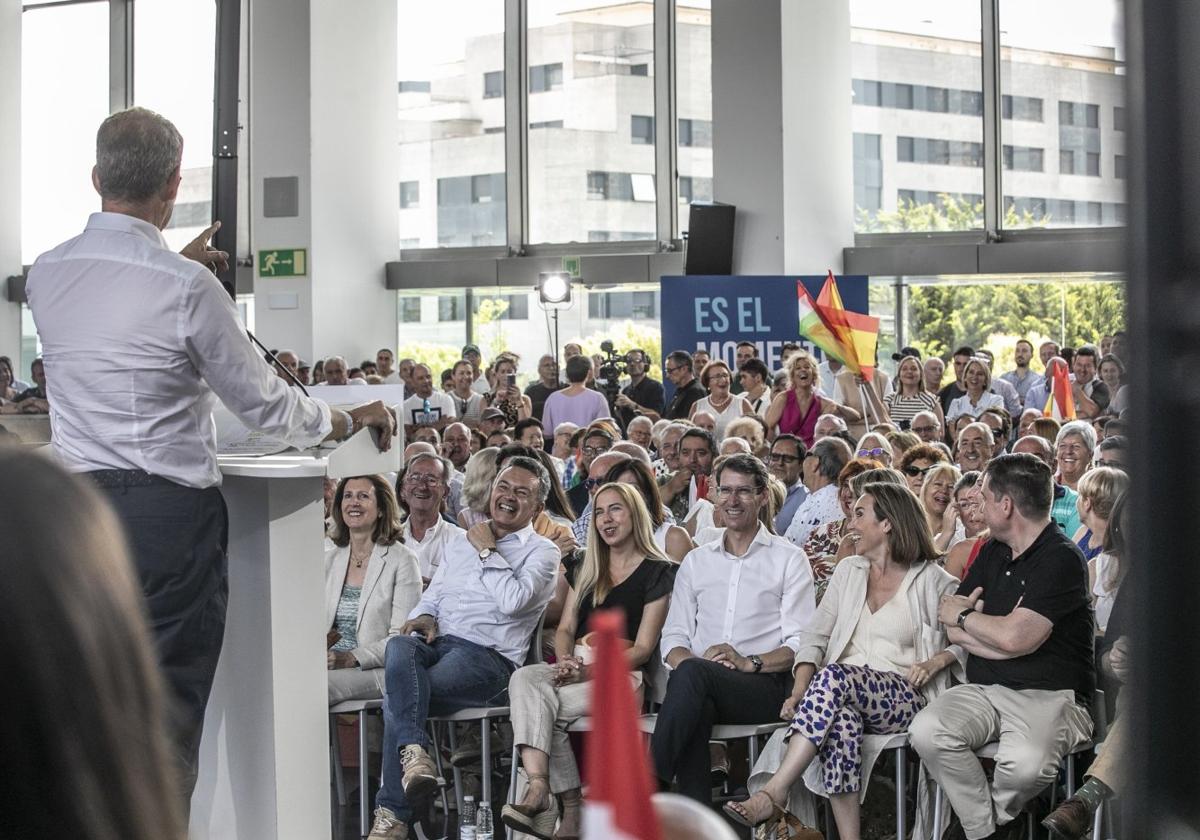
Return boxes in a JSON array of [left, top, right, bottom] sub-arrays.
[[25, 107, 395, 806]]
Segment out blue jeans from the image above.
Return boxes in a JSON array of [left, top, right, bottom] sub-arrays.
[[377, 634, 515, 818]]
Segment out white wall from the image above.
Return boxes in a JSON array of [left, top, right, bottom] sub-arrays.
[[249, 0, 398, 364], [0, 0, 21, 363]]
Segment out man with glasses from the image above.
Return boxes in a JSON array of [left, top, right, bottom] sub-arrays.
[[652, 350, 706, 422], [566, 427, 614, 516], [1096, 435, 1126, 470], [911, 409, 943, 444], [783, 437, 852, 548], [662, 428, 717, 523], [653, 454, 815, 804], [569, 451, 633, 544], [398, 452, 464, 584], [768, 434, 809, 534], [614, 348, 665, 430]]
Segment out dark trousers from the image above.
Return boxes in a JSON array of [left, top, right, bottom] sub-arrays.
[[93, 477, 229, 805], [651, 657, 789, 804]]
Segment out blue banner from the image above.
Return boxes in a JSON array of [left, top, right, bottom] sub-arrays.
[[659, 275, 870, 375]]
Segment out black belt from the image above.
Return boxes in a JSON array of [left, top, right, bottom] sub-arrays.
[[86, 469, 176, 488]]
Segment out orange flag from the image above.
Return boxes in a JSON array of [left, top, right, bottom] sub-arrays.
[[1043, 357, 1076, 420], [582, 610, 661, 840], [816, 271, 881, 381]]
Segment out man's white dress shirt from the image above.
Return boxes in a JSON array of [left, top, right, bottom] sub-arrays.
[[402, 515, 464, 580], [410, 522, 559, 665], [783, 483, 843, 548], [25, 213, 330, 488], [660, 524, 815, 663]]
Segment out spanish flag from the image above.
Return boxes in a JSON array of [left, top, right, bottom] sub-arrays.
[[797, 280, 850, 366], [816, 271, 881, 382], [582, 610, 661, 840], [1043, 357, 1076, 421]]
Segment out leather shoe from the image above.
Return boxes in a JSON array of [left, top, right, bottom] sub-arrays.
[[1041, 796, 1092, 839]]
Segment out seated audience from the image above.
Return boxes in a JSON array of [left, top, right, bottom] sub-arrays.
[[626, 415, 654, 450], [401, 364, 456, 436], [690, 409, 717, 437], [448, 359, 486, 428], [921, 463, 964, 555], [885, 429, 921, 458], [731, 483, 961, 836], [768, 434, 809, 535], [911, 453, 1095, 840], [1096, 434, 1126, 470], [1055, 419, 1096, 492], [1070, 467, 1130, 633], [783, 436, 853, 548], [799, 457, 883, 603], [1012, 434, 1082, 538], [910, 409, 943, 444], [440, 422, 472, 473], [1, 448, 184, 839], [725, 415, 768, 458], [1016, 407, 1042, 438], [486, 354, 533, 426], [946, 357, 1004, 422], [501, 483, 675, 840], [660, 428, 717, 525], [690, 360, 753, 441], [897, 442, 950, 494], [653, 454, 817, 804], [943, 471, 987, 580], [11, 356, 50, 413], [854, 431, 894, 467], [652, 421, 688, 480], [955, 421, 993, 474], [570, 451, 632, 544], [369, 457, 561, 838], [885, 353, 944, 432], [813, 412, 849, 441], [410, 426, 440, 447], [567, 425, 615, 515], [323, 356, 350, 385], [979, 407, 1012, 457], [739, 358, 773, 416], [397, 453, 464, 583], [605, 456, 693, 562], [326, 475, 422, 704], [720, 437, 752, 456]]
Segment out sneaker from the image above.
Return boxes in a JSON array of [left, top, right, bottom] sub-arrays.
[[449, 728, 482, 768], [367, 806, 409, 839], [400, 744, 439, 801]]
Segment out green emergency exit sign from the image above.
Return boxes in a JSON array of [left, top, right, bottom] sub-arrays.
[[258, 248, 307, 277]]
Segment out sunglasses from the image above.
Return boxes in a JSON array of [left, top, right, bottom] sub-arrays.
[[902, 464, 934, 477], [857, 447, 887, 458]]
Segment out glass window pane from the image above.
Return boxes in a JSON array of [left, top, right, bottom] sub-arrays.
[[851, 3, 984, 232], [134, 0, 217, 251], [398, 2, 507, 249], [21, 2, 109, 262], [527, 1, 656, 244], [677, 1, 712, 238], [1000, 0, 1125, 229]]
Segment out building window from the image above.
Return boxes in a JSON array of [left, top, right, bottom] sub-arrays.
[[398, 80, 431, 93], [901, 190, 983, 208], [483, 70, 504, 99], [1002, 94, 1044, 122], [400, 180, 420, 209], [529, 120, 563, 129], [587, 230, 654, 242], [678, 118, 713, 148], [529, 62, 563, 93], [631, 114, 655, 145], [1114, 106, 1126, 131], [678, 175, 713, 204], [587, 171, 642, 201], [1002, 145, 1044, 172], [587, 290, 657, 319], [1059, 100, 1100, 128], [630, 63, 649, 76], [438, 294, 466, 322], [896, 136, 983, 168], [471, 174, 495, 204], [853, 133, 882, 212], [1114, 154, 1126, 179], [399, 296, 422, 323], [473, 294, 529, 320]]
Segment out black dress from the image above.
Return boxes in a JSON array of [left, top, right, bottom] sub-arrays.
[[565, 557, 676, 650]]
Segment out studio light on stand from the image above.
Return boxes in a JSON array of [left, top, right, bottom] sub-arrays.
[[538, 271, 574, 369]]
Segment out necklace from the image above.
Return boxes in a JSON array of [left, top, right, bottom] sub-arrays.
[[350, 547, 371, 568], [708, 393, 732, 411]]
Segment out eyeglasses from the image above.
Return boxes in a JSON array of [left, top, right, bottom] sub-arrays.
[[716, 486, 760, 500], [902, 465, 933, 477], [911, 425, 937, 435], [768, 452, 801, 464], [664, 365, 682, 375], [583, 477, 603, 491], [581, 445, 610, 457], [403, 473, 442, 486], [857, 447, 886, 458]]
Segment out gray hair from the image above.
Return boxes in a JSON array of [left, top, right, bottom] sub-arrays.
[[405, 452, 454, 489], [1056, 419, 1097, 453], [627, 415, 653, 433], [496, 455, 552, 504], [611, 441, 652, 463], [95, 108, 183, 203], [816, 413, 848, 432], [812, 437, 852, 482]]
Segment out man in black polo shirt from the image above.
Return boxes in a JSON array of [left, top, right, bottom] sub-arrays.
[[938, 345, 974, 415], [653, 350, 706, 421], [613, 347, 664, 430], [910, 453, 1094, 840]]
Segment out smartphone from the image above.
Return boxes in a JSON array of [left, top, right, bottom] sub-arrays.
[[506, 373, 516, 388]]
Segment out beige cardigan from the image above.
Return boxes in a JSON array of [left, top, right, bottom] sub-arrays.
[[324, 542, 422, 669]]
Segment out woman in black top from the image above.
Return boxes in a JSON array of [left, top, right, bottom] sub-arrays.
[[501, 482, 675, 840]]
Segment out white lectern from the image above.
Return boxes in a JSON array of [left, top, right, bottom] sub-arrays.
[[188, 453, 332, 840]]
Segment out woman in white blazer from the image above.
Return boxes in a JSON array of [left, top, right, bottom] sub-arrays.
[[727, 482, 964, 839], [325, 474, 422, 704]]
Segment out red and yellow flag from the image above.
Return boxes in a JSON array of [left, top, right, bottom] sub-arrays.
[[1043, 357, 1076, 421], [815, 271, 880, 382], [797, 280, 850, 366]]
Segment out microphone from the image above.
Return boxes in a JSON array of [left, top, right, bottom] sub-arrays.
[[246, 330, 310, 397]]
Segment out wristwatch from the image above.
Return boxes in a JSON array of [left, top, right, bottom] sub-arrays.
[[478, 547, 495, 562], [749, 654, 764, 673], [956, 608, 973, 630]]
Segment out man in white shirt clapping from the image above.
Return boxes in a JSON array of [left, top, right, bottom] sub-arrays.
[[652, 454, 817, 804], [370, 456, 560, 838]]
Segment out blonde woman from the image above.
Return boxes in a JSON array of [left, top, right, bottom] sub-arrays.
[[690, 360, 754, 441], [456, 446, 500, 528], [946, 357, 1004, 422], [919, 462, 963, 554], [885, 354, 944, 432], [1072, 466, 1131, 633], [766, 351, 862, 447], [501, 483, 675, 840]]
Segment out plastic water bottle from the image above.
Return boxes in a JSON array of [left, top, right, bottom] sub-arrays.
[[476, 800, 493, 840], [459, 795, 476, 840], [422, 397, 432, 425]]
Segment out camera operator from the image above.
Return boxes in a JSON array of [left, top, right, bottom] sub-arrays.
[[614, 347, 665, 431]]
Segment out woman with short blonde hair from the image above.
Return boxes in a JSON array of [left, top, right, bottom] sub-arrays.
[[919, 462, 963, 555], [765, 351, 862, 447], [1074, 466, 1131, 633], [457, 446, 500, 528]]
